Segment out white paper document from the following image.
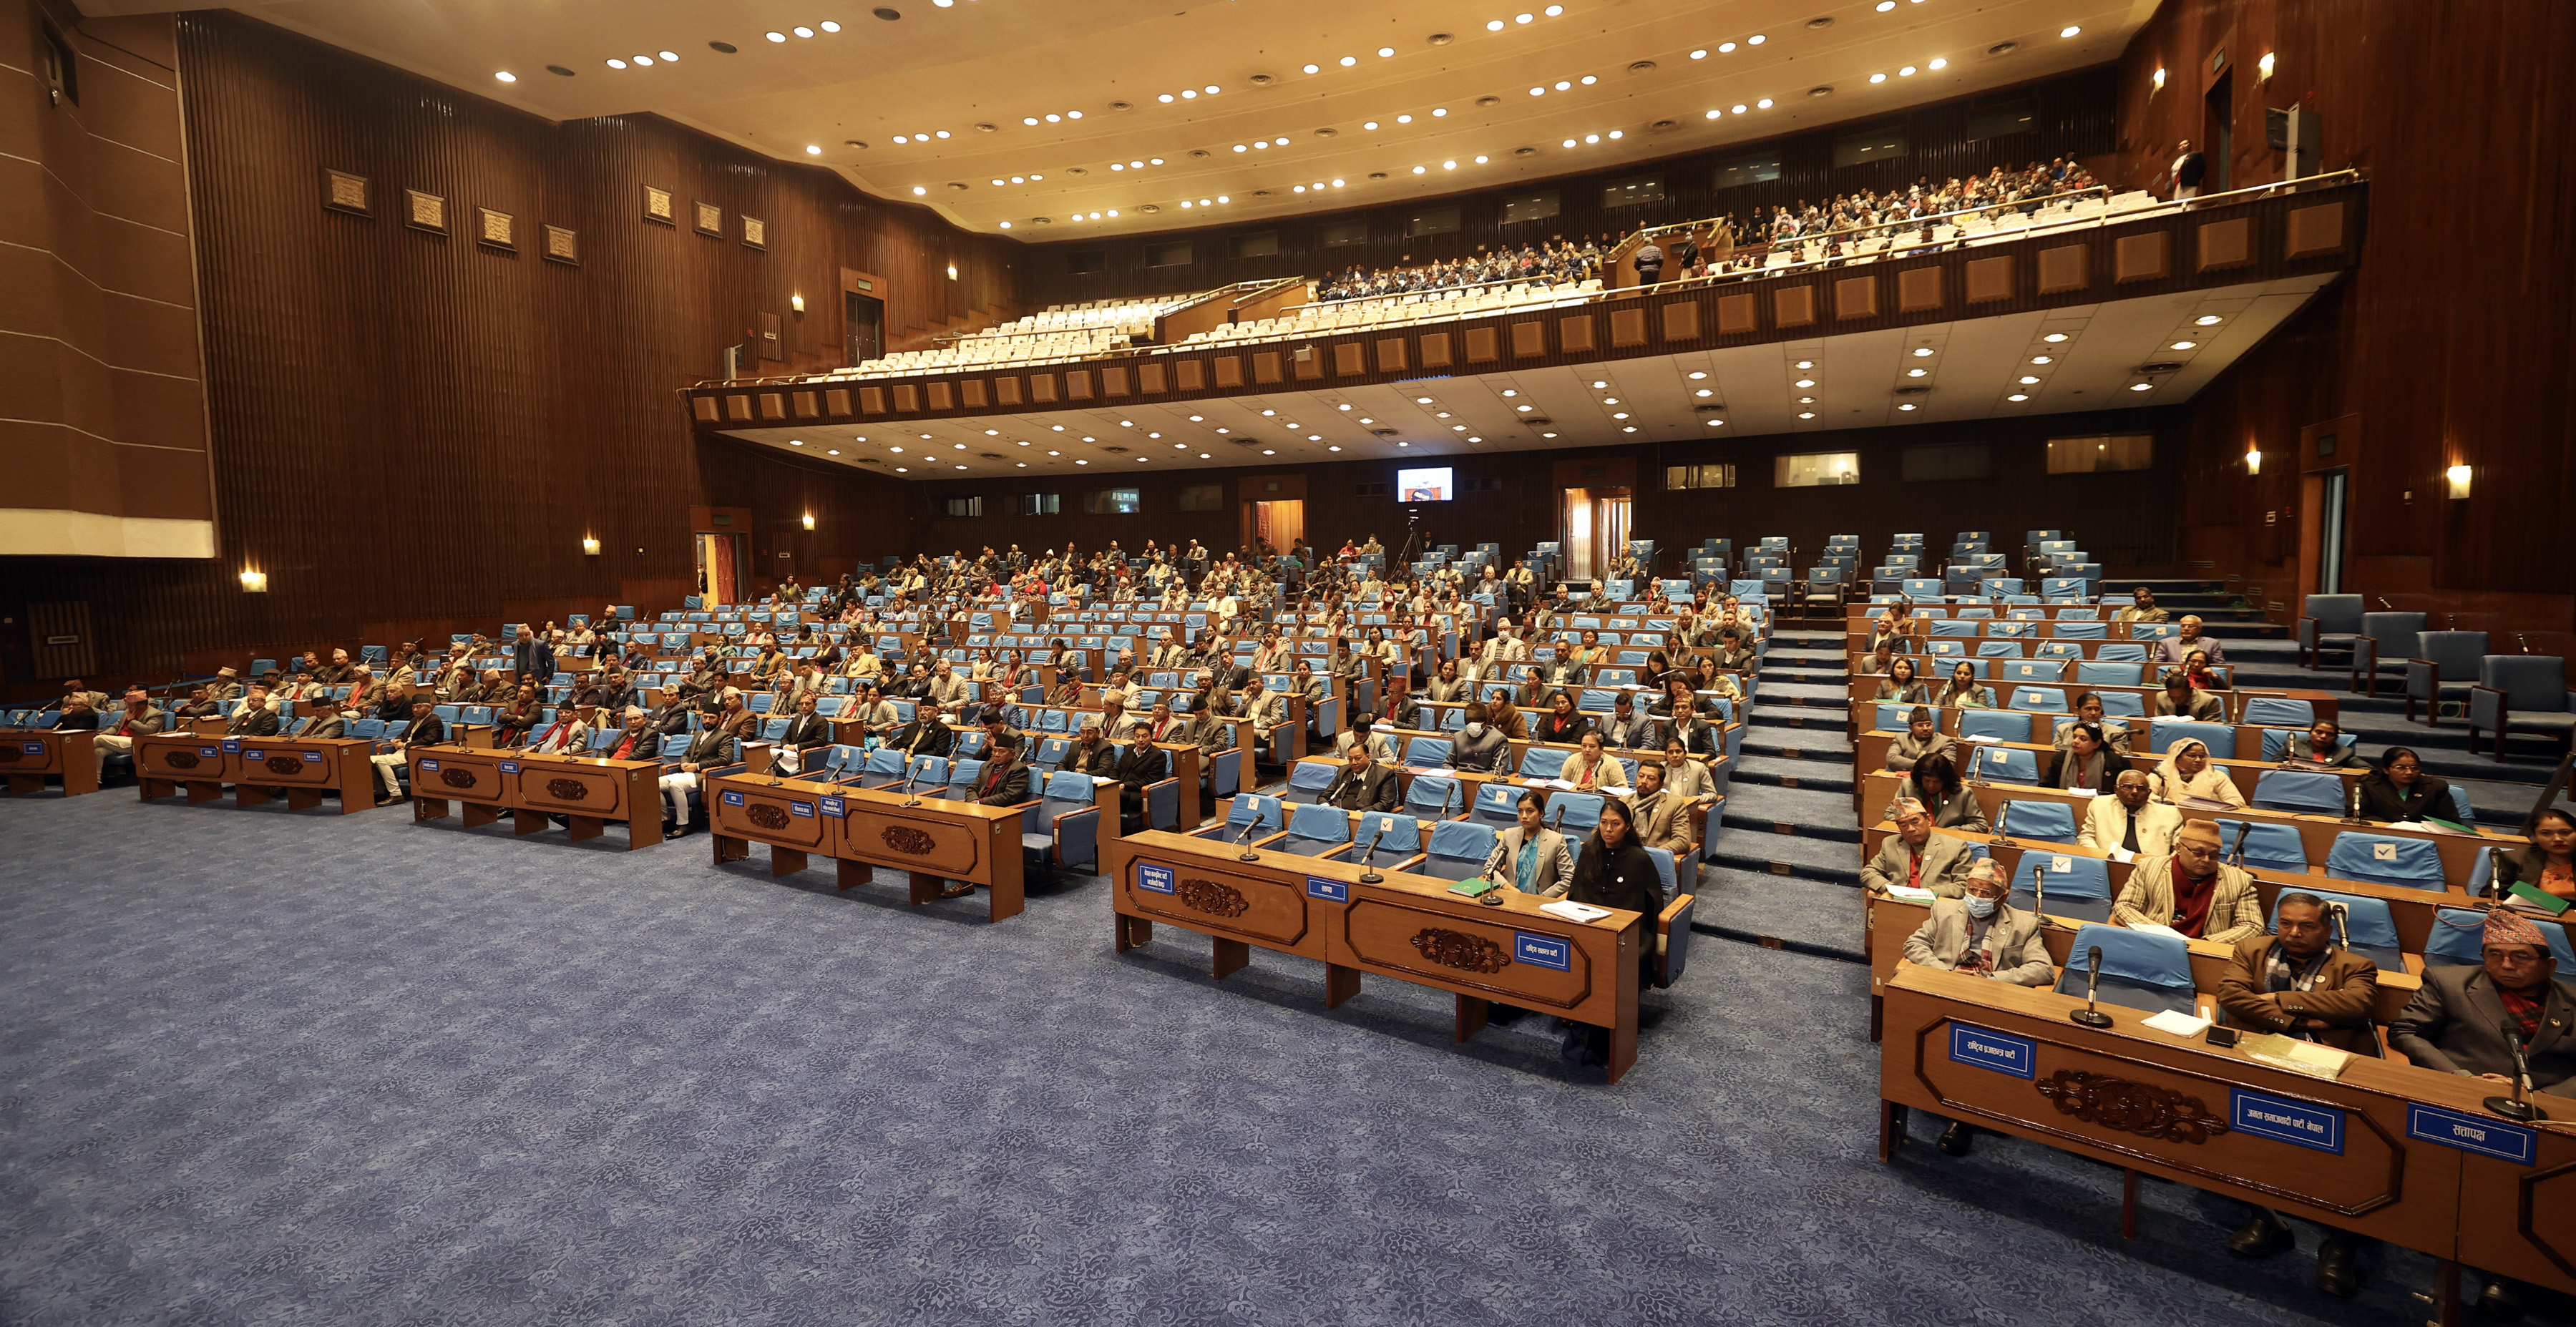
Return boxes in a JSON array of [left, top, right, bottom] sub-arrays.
[[1539, 901, 1613, 924], [2141, 1010, 2212, 1037], [2127, 922, 2186, 940]]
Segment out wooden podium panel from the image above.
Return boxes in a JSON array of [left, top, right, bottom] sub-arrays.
[[137, 731, 228, 803], [708, 774, 1027, 921], [409, 745, 514, 828], [228, 737, 375, 813], [509, 753, 664, 848], [1, 729, 97, 796], [706, 774, 841, 878], [1111, 830, 1337, 967]]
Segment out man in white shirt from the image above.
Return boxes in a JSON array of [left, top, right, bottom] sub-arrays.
[[2079, 770, 2182, 857]]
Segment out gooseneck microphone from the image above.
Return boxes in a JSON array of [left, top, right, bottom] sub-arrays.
[[2030, 861, 2049, 930], [1234, 816, 1263, 863], [2487, 1023, 2548, 1122], [897, 758, 922, 808], [1356, 818, 1390, 883], [2228, 820, 2253, 869], [2071, 944, 2114, 1027]]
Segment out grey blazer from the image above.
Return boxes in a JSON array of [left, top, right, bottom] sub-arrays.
[[1903, 899, 2054, 986], [1860, 832, 1974, 897], [1480, 826, 1576, 898], [2389, 968, 2576, 1092]]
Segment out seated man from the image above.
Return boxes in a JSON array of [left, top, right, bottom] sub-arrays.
[[1860, 800, 1972, 898], [1478, 790, 1574, 896], [2153, 614, 2228, 667], [2114, 585, 2170, 625], [884, 706, 955, 760], [225, 684, 282, 736], [2052, 692, 2135, 758], [657, 714, 744, 837], [1331, 715, 1400, 764], [1628, 761, 1697, 863], [52, 695, 101, 731], [1445, 701, 1511, 773], [2281, 718, 2361, 768], [1319, 740, 1401, 812], [2111, 819, 2264, 943], [1883, 707, 1957, 773], [90, 689, 165, 783], [522, 705, 591, 756], [287, 696, 347, 740], [2148, 670, 2226, 722], [2215, 891, 2379, 1293], [1061, 718, 1118, 776], [168, 685, 224, 726], [1231, 674, 1287, 767], [1109, 725, 1170, 832], [371, 697, 447, 803], [771, 692, 836, 775], [1596, 691, 1659, 753], [2389, 909, 2576, 1318], [1900, 857, 2054, 1155], [2079, 770, 2182, 856]]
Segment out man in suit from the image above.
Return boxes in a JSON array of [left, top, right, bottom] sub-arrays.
[[1883, 707, 1957, 773], [1597, 691, 1659, 753], [947, 736, 1032, 901], [1109, 728, 1169, 833], [1331, 715, 1399, 763], [1098, 695, 1142, 743], [206, 666, 244, 704], [2152, 616, 2228, 667], [226, 685, 282, 736], [89, 689, 165, 783], [2390, 908, 2576, 1317], [2113, 819, 2265, 943], [288, 696, 347, 740], [1479, 790, 1575, 897], [1861, 800, 1974, 897], [770, 693, 836, 775], [884, 707, 954, 760], [2149, 670, 2227, 722], [1476, 622, 1529, 669], [1061, 718, 1117, 776], [512, 627, 557, 685], [168, 685, 223, 725], [1320, 741, 1401, 812], [658, 713, 743, 836], [316, 649, 356, 685], [1233, 674, 1286, 766], [1899, 857, 2055, 1156], [1445, 701, 1511, 773], [1628, 761, 1697, 861], [2282, 719, 2361, 768], [925, 659, 972, 715], [371, 696, 447, 803], [2114, 586, 2171, 625], [2079, 770, 2182, 856]]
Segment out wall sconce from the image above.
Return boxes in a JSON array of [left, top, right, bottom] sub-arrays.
[[2258, 52, 2275, 82], [946, 264, 958, 280], [801, 513, 816, 530], [791, 293, 805, 313], [2445, 465, 2473, 499], [582, 536, 602, 556], [2151, 67, 2167, 92], [238, 567, 268, 593], [2244, 449, 2262, 475]]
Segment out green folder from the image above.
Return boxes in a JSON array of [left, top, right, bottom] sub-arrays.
[[1448, 877, 1499, 897], [2507, 882, 2572, 916]]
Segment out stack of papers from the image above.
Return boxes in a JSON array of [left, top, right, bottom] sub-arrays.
[[2127, 921, 2186, 940], [2141, 1009, 2212, 1037], [1539, 900, 1612, 924], [1882, 883, 1938, 901]]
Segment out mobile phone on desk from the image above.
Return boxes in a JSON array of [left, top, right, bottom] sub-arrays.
[[2205, 1027, 2240, 1049]]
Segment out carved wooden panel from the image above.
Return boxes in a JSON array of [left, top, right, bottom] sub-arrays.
[[791, 391, 817, 418], [959, 380, 986, 408], [725, 395, 752, 421], [1773, 285, 1815, 328], [1140, 362, 1167, 393], [1897, 265, 1943, 313], [1375, 338, 1407, 372], [2114, 232, 2170, 283], [2036, 245, 2087, 294], [994, 376, 1022, 406], [1252, 351, 1282, 383], [1715, 293, 1759, 335], [2197, 217, 2254, 272], [1964, 255, 2013, 303], [1609, 307, 1646, 348], [824, 388, 852, 416], [1834, 275, 1878, 320], [1660, 300, 1699, 341], [1102, 366, 1129, 396], [858, 386, 886, 414], [892, 384, 919, 412], [1294, 348, 1322, 379], [1558, 315, 1595, 354], [2285, 202, 2346, 258], [1213, 356, 1243, 388], [925, 381, 953, 410], [1029, 373, 1058, 403], [1176, 360, 1205, 391], [1465, 326, 1500, 363], [845, 807, 984, 877], [1334, 343, 1365, 376], [1065, 370, 1093, 400], [1511, 321, 1546, 358], [692, 396, 718, 422], [1418, 332, 1453, 368], [756, 393, 785, 420]]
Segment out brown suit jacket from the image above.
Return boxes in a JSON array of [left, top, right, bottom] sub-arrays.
[[2215, 938, 2383, 1056]]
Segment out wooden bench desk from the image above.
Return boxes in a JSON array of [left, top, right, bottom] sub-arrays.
[[706, 773, 1030, 921], [507, 750, 665, 848], [1, 728, 99, 797], [407, 744, 516, 828], [1108, 831, 1649, 1082], [1855, 729, 2364, 810], [136, 731, 228, 803], [220, 735, 376, 813]]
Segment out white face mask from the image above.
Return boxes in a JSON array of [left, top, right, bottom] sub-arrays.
[[1963, 894, 1998, 919], [1464, 723, 1488, 738]]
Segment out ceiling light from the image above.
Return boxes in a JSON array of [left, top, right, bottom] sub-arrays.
[[794, 26, 814, 37], [2060, 25, 2081, 37], [1581, 75, 1598, 85], [1204, 85, 1220, 94], [1690, 48, 1707, 59], [1749, 34, 1765, 44], [1556, 80, 1573, 91], [814, 24, 835, 34], [789, 439, 803, 446], [1929, 58, 1948, 69], [1396, 114, 1412, 124], [1304, 62, 1322, 72], [606, 58, 628, 68], [2019, 375, 2040, 385], [1797, 411, 1815, 419], [1794, 378, 1816, 388], [1364, 121, 1380, 130], [2129, 382, 2155, 392], [806, 145, 821, 155], [1015, 462, 1027, 468], [1601, 397, 1619, 404], [764, 31, 786, 42], [2030, 356, 2053, 365], [826, 448, 840, 456], [1340, 55, 1358, 66], [1360, 418, 1375, 424], [2195, 315, 2225, 325], [1377, 46, 1395, 57], [1413, 165, 1427, 174], [1262, 449, 1276, 456], [1705, 109, 1721, 119], [1897, 403, 1917, 411], [1869, 73, 1886, 84], [1532, 87, 1547, 97], [1795, 361, 1813, 370], [2006, 393, 2028, 403], [2043, 333, 2069, 343], [2170, 341, 2198, 351], [1912, 348, 1935, 358], [1327, 445, 1342, 452], [895, 466, 907, 473], [1757, 98, 1774, 108], [1906, 368, 1926, 377], [1065, 113, 1080, 122], [889, 446, 903, 454], [912, 186, 926, 195], [1048, 450, 1060, 456], [1562, 139, 1577, 148], [494, 71, 518, 82], [1181, 89, 1196, 99], [1076, 459, 1088, 465], [1797, 396, 1815, 404], [1900, 66, 1917, 77], [1720, 41, 1737, 52], [1694, 389, 1711, 398], [1611, 413, 1628, 420]]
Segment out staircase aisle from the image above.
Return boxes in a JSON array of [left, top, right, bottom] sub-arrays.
[[1694, 627, 1870, 961]]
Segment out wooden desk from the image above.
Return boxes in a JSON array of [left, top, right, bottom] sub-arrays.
[[225, 735, 376, 813], [0, 728, 98, 796], [509, 750, 665, 848], [1107, 831, 1647, 1082], [136, 731, 233, 802], [1880, 965, 2576, 1311], [706, 773, 1030, 921], [407, 744, 515, 828]]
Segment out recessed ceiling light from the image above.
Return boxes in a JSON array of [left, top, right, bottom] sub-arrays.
[[1797, 411, 1815, 419], [789, 439, 803, 446], [2170, 341, 2198, 350], [2061, 25, 2082, 38], [1377, 46, 1395, 57], [2044, 333, 2069, 343], [606, 58, 628, 68], [1929, 58, 1948, 69], [1720, 41, 1737, 52], [1304, 62, 1322, 72], [794, 26, 814, 38], [1689, 48, 1707, 59], [1076, 459, 1088, 465], [1749, 34, 1766, 44], [1757, 98, 1774, 109], [1870, 73, 1887, 84], [1897, 403, 1917, 411], [2129, 382, 2155, 391], [2195, 315, 2224, 325], [2019, 375, 2041, 385], [2007, 393, 2029, 403], [764, 31, 786, 42], [1906, 368, 1926, 377], [1338, 403, 1352, 411], [896, 466, 907, 473], [826, 448, 840, 456], [806, 145, 821, 155], [1340, 55, 1357, 66], [889, 446, 903, 454], [1912, 348, 1934, 358], [494, 71, 518, 82], [1794, 361, 1813, 370], [1048, 450, 1060, 456], [1694, 389, 1711, 398], [1794, 378, 1816, 388], [1328, 445, 1342, 451], [2030, 356, 2052, 365]]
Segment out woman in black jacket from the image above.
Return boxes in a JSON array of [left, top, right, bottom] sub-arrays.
[[2355, 746, 2456, 824], [1536, 690, 1591, 746], [1562, 795, 1665, 1067]]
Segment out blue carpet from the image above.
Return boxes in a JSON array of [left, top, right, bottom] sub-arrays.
[[0, 792, 2514, 1326]]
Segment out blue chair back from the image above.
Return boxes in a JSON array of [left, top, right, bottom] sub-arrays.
[[1401, 735, 1453, 768], [2009, 851, 2113, 921], [1997, 800, 2078, 843], [1958, 711, 2029, 743], [2242, 696, 2314, 727], [2146, 718, 2233, 755], [1421, 819, 1498, 881], [2323, 832, 2448, 890], [1284, 759, 1340, 803], [1966, 745, 2038, 785], [2265, 890, 2405, 971], [2424, 908, 2576, 968], [2211, 818, 2310, 872], [1280, 801, 1354, 856], [2009, 686, 2067, 714], [2251, 769, 2346, 815], [1549, 792, 1606, 835], [1224, 793, 1285, 836], [1404, 774, 1462, 816], [1519, 746, 1569, 780], [1352, 812, 1420, 867], [2052, 924, 2195, 1014], [1473, 781, 1526, 826]]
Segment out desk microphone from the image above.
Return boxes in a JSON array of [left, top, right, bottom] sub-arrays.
[[897, 759, 923, 808], [2342, 777, 2365, 824], [2227, 820, 2252, 869], [2029, 861, 2049, 930], [1234, 816, 1263, 862], [1357, 818, 1389, 883], [2488, 1023, 2547, 1122], [2071, 944, 2114, 1028]]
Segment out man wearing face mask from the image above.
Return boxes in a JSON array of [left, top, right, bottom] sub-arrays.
[[1898, 857, 2053, 1155], [1445, 700, 1511, 773]]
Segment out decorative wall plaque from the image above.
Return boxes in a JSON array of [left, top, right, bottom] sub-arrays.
[[544, 777, 587, 800], [323, 168, 370, 215], [542, 224, 579, 265], [694, 201, 723, 237], [746, 803, 790, 830], [741, 215, 767, 250], [439, 768, 477, 789], [880, 825, 937, 856], [1410, 927, 1512, 974], [405, 189, 447, 233], [477, 207, 516, 250], [165, 750, 203, 770], [643, 185, 675, 225], [1175, 878, 1249, 918], [2035, 1069, 2231, 1145], [264, 755, 305, 775]]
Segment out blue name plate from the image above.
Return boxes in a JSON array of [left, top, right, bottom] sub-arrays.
[[1513, 933, 1571, 970], [1948, 1024, 2037, 1079], [2407, 1103, 2537, 1165], [1138, 862, 1176, 894], [722, 790, 746, 806], [222, 739, 241, 753], [305, 751, 323, 763], [242, 749, 265, 760], [820, 796, 847, 818], [21, 740, 43, 754], [790, 800, 814, 818], [2232, 1089, 2345, 1154], [1305, 876, 1349, 903], [200, 746, 220, 758], [420, 759, 441, 772]]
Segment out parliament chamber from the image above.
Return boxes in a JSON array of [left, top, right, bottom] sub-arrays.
[[5, 0, 2575, 1323]]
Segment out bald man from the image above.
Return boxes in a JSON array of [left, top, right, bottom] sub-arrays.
[[2112, 820, 2264, 943]]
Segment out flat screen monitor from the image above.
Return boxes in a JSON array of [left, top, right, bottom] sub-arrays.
[[1396, 466, 1453, 502]]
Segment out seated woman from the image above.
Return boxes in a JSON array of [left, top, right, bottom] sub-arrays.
[[1536, 690, 1591, 746], [2498, 808, 2576, 906], [1559, 795, 1663, 1067], [1873, 655, 1931, 705], [1563, 731, 1631, 792], [2181, 649, 2230, 692], [1891, 751, 1986, 833], [1934, 661, 1996, 710], [1423, 657, 1470, 703], [2354, 745, 2457, 824], [1650, 675, 1714, 725], [1659, 735, 1720, 801], [2150, 737, 2245, 808], [2044, 722, 2122, 794]]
